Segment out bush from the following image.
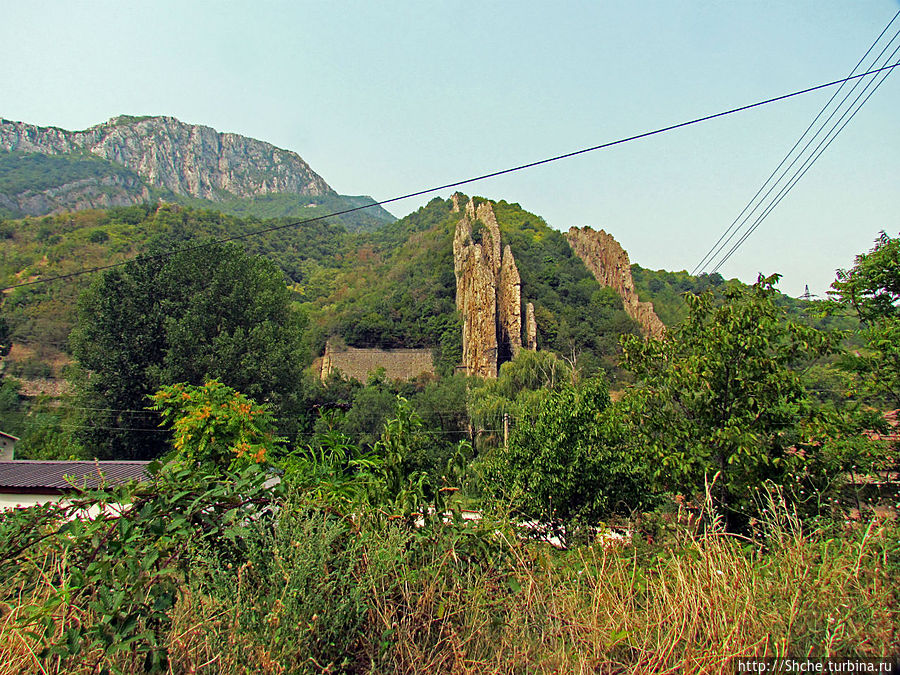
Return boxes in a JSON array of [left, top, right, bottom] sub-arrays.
[[88, 229, 109, 243]]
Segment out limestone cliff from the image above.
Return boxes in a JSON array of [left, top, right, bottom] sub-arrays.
[[566, 226, 665, 338], [0, 173, 149, 216], [452, 195, 533, 377], [524, 302, 538, 351], [0, 115, 334, 202]]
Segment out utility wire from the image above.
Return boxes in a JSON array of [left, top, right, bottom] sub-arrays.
[[708, 39, 900, 275], [710, 53, 899, 275], [693, 10, 900, 277], [3, 61, 899, 292]]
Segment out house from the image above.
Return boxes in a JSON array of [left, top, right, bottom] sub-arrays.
[[0, 460, 151, 511], [0, 431, 19, 461]]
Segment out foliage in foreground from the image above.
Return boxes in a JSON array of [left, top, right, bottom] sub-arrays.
[[0, 384, 897, 673], [619, 275, 882, 526], [1, 481, 897, 674], [486, 375, 654, 528]]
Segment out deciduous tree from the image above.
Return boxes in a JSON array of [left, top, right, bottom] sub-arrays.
[[71, 242, 304, 459], [621, 276, 832, 523]]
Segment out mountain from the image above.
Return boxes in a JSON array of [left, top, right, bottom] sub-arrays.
[[0, 175, 829, 394], [0, 115, 394, 230], [0, 195, 650, 386]]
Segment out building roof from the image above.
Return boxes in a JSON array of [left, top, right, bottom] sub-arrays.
[[0, 460, 151, 491]]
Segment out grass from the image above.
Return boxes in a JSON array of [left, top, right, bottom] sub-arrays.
[[1, 498, 896, 674]]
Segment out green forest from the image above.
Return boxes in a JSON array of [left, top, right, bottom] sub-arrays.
[[0, 195, 898, 672]]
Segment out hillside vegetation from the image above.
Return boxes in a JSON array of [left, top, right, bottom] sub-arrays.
[[1, 196, 642, 380], [0, 148, 394, 229]]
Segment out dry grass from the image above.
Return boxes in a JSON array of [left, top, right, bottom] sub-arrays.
[[356, 516, 897, 674], [2, 507, 897, 674]]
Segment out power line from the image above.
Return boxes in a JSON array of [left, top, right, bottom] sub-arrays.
[[3, 61, 899, 293], [693, 10, 900, 277], [709, 40, 900, 276]]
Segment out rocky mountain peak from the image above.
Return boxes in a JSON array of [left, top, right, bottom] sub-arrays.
[[0, 115, 335, 203]]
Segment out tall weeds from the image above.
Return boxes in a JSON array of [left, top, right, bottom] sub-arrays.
[[2, 499, 897, 674]]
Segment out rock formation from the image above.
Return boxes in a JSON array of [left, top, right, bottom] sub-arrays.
[[525, 302, 538, 351], [0, 173, 149, 216], [566, 226, 666, 339], [452, 195, 534, 378], [0, 115, 334, 201], [498, 245, 522, 362]]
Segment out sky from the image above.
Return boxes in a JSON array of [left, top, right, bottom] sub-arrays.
[[3, 1, 899, 297]]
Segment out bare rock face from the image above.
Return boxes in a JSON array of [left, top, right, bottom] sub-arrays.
[[498, 245, 522, 361], [525, 302, 538, 350], [0, 115, 334, 202], [453, 194, 533, 377], [566, 226, 666, 339]]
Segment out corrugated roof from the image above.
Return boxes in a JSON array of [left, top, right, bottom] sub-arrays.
[[0, 460, 151, 490]]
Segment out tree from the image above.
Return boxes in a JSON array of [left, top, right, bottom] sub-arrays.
[[621, 276, 832, 524], [830, 232, 900, 408], [830, 231, 899, 322], [71, 242, 305, 459], [489, 377, 652, 526], [0, 315, 11, 363], [149, 380, 283, 470], [467, 349, 572, 442]]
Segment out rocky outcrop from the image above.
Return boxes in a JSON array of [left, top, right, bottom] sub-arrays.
[[525, 302, 538, 351], [0, 115, 334, 202], [498, 245, 522, 361], [0, 173, 150, 216], [453, 195, 534, 378], [566, 226, 665, 339]]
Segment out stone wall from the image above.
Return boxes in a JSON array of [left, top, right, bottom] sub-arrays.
[[320, 341, 435, 383]]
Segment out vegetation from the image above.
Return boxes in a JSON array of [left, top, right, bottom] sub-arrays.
[[829, 231, 900, 409], [69, 242, 305, 459], [0, 382, 896, 673], [486, 375, 654, 528], [621, 276, 836, 525], [0, 191, 898, 670], [0, 150, 141, 208]]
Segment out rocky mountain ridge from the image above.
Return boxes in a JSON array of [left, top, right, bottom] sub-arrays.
[[0, 115, 333, 202], [566, 226, 666, 338]]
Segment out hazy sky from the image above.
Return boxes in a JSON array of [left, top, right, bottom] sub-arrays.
[[3, 1, 898, 296]]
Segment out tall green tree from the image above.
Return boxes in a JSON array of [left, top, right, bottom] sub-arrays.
[[489, 376, 652, 526], [71, 242, 305, 459], [621, 276, 832, 523], [830, 231, 900, 408]]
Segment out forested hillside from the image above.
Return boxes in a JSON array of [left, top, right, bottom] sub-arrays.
[[1, 195, 835, 387]]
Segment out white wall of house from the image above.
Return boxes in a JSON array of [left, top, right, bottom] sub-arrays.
[[0, 492, 107, 518], [0, 492, 56, 510]]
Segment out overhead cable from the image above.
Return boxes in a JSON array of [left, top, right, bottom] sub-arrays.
[[693, 10, 900, 276], [3, 61, 900, 292]]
